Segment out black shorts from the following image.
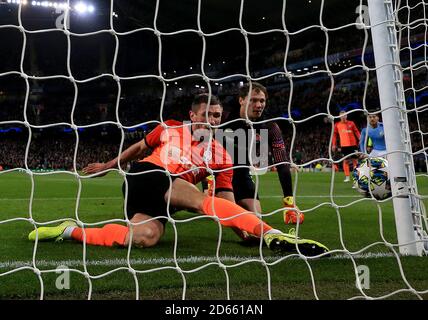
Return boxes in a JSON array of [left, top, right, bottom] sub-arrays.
[[341, 146, 359, 158], [232, 168, 260, 202], [122, 161, 177, 223]]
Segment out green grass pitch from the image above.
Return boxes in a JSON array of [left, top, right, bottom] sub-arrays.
[[0, 170, 427, 300]]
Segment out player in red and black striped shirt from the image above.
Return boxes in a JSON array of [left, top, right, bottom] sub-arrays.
[[204, 82, 304, 245]]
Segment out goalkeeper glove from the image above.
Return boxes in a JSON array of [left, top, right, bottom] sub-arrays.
[[283, 196, 304, 225], [203, 175, 214, 196]]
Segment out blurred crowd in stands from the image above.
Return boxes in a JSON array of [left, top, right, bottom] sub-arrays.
[[1, 30, 427, 173], [1, 102, 426, 172]]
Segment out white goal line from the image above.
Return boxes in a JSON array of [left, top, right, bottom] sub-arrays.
[[0, 252, 396, 269]]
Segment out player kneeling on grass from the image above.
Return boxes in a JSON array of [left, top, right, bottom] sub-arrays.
[[28, 94, 329, 257]]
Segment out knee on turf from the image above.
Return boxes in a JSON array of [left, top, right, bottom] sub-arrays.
[[131, 221, 163, 248]]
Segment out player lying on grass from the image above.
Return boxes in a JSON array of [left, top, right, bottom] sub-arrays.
[[28, 94, 329, 256]]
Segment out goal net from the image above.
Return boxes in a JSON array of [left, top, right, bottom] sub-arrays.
[[0, 0, 427, 300]]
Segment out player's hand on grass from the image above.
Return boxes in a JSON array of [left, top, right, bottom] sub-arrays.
[[82, 162, 109, 177]]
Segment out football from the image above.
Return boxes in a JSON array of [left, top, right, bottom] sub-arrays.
[[352, 157, 392, 200]]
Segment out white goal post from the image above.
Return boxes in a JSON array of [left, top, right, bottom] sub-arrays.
[[368, 0, 427, 256]]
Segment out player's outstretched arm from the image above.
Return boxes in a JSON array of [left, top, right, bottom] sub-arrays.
[[266, 122, 304, 224], [82, 139, 148, 175]]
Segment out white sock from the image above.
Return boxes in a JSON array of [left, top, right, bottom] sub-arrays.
[[62, 226, 76, 240]]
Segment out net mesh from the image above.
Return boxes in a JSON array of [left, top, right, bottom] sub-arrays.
[[0, 0, 427, 300]]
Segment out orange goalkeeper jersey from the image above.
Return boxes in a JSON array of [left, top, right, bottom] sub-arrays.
[[142, 120, 233, 190], [332, 120, 361, 148]]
